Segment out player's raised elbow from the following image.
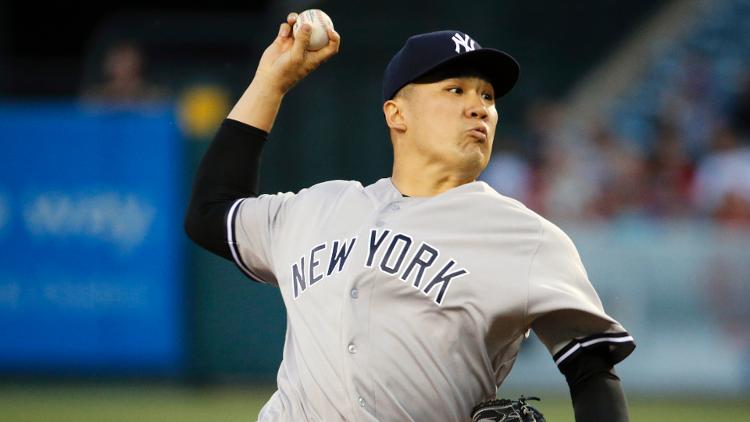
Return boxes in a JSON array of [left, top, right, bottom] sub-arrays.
[[183, 205, 209, 249], [183, 202, 233, 260], [183, 208, 202, 245]]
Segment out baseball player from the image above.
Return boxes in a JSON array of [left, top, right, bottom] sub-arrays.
[[185, 12, 635, 422]]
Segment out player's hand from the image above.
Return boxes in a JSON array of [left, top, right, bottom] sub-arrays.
[[253, 12, 341, 95]]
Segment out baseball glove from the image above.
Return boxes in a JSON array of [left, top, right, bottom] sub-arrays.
[[470, 396, 546, 422]]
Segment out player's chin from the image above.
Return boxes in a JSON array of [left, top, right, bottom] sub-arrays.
[[463, 134, 490, 151], [460, 139, 490, 161], [455, 149, 489, 175]]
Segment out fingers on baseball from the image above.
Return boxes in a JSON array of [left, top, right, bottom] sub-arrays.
[[287, 12, 298, 26], [299, 30, 339, 69], [277, 23, 292, 39], [312, 29, 340, 59], [290, 23, 312, 64], [326, 28, 341, 53]]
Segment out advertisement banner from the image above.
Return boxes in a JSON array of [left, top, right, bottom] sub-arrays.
[[0, 103, 184, 374]]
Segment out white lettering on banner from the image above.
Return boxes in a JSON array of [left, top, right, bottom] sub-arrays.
[[42, 280, 148, 310], [452, 33, 476, 53], [0, 274, 151, 311], [23, 192, 155, 252]]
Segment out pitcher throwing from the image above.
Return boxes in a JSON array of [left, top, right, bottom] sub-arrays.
[[185, 11, 635, 421]]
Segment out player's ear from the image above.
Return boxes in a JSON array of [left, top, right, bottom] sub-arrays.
[[383, 99, 407, 133]]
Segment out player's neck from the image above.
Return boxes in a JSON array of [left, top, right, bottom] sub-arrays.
[[391, 164, 476, 197]]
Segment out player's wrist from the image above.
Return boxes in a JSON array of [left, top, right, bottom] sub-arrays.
[[226, 77, 285, 131], [249, 75, 287, 99]]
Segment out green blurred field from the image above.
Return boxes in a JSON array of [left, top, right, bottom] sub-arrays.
[[0, 384, 747, 421]]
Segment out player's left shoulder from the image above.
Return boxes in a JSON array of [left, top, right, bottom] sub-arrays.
[[471, 181, 534, 213], [471, 181, 548, 225], [473, 182, 580, 252]]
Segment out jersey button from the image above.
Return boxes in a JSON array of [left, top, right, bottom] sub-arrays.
[[350, 288, 359, 299], [347, 343, 357, 354], [375, 220, 385, 227], [390, 203, 400, 211], [358, 396, 366, 407]]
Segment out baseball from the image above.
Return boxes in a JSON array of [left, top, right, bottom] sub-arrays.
[[293, 9, 334, 51]]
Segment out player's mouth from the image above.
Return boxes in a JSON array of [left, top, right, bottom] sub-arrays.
[[466, 126, 488, 142]]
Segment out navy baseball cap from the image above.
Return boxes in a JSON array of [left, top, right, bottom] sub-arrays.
[[382, 30, 519, 102]]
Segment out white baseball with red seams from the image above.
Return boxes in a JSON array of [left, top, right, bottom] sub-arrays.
[[293, 9, 334, 51]]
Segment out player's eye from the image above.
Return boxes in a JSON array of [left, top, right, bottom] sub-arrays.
[[447, 87, 463, 94], [482, 92, 495, 101]]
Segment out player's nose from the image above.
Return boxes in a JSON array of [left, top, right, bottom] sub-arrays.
[[465, 92, 489, 120]]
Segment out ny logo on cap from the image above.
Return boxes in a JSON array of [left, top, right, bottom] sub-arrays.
[[451, 33, 476, 53]]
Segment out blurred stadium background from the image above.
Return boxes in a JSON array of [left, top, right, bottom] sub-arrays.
[[1, 0, 749, 420]]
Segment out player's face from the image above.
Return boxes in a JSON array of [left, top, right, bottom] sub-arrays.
[[402, 76, 498, 176]]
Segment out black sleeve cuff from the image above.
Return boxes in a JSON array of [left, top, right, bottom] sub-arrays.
[[554, 332, 636, 369], [224, 118, 269, 140]]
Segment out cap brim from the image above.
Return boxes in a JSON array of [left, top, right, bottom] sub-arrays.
[[416, 48, 520, 99]]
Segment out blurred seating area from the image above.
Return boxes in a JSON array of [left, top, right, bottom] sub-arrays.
[[482, 0, 750, 224]]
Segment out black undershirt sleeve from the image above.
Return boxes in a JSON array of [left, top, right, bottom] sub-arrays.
[[561, 352, 630, 422], [183, 118, 268, 260]]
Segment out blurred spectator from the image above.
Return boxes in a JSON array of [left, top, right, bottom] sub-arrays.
[[81, 41, 166, 104], [518, 100, 566, 215], [521, 99, 563, 169], [658, 54, 720, 160], [540, 138, 597, 220], [481, 135, 532, 203], [538, 122, 650, 221], [645, 120, 696, 218], [584, 127, 650, 219], [693, 125, 750, 223]]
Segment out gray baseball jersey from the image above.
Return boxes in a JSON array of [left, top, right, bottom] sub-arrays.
[[227, 177, 634, 421]]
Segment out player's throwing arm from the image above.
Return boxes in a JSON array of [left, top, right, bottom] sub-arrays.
[[183, 11, 338, 261], [228, 11, 339, 132]]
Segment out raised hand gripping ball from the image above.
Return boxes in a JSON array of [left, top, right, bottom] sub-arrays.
[[293, 9, 334, 51]]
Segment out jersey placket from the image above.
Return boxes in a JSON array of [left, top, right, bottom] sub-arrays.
[[341, 198, 406, 419]]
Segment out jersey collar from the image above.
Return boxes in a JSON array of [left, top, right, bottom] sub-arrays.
[[366, 177, 492, 204]]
